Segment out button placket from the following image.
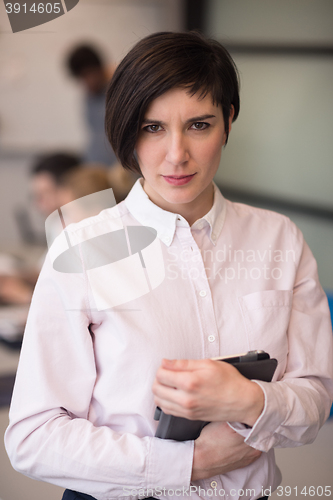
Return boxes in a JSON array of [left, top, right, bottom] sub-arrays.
[[176, 227, 220, 358], [202, 477, 225, 499]]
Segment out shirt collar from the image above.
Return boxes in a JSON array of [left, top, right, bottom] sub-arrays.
[[125, 178, 226, 246]]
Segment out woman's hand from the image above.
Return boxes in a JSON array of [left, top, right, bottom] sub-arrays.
[[152, 358, 265, 427], [191, 422, 262, 481]]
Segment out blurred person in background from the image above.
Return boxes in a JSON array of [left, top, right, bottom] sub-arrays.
[[61, 163, 136, 205], [0, 152, 81, 305], [0, 154, 135, 306], [107, 162, 137, 202], [66, 44, 117, 167], [31, 151, 82, 217], [57, 164, 115, 224], [60, 163, 112, 203]]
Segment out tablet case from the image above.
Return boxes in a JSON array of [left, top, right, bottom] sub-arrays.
[[154, 357, 277, 441]]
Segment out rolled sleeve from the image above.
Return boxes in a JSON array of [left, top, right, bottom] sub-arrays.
[[229, 228, 333, 453], [5, 251, 195, 499], [147, 437, 194, 492]]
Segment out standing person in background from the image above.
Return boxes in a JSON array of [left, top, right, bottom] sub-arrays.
[[66, 44, 117, 167]]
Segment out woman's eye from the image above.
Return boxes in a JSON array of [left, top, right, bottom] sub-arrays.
[[144, 124, 162, 133], [191, 122, 209, 130]]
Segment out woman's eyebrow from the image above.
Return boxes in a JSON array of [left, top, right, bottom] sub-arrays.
[[141, 119, 165, 126], [185, 114, 216, 123], [141, 114, 216, 125]]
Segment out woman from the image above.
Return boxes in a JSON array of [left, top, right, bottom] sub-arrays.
[[5, 32, 333, 500]]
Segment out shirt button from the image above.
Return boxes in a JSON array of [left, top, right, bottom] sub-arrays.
[[199, 290, 207, 297], [210, 481, 217, 489], [163, 236, 170, 244], [208, 335, 215, 342]]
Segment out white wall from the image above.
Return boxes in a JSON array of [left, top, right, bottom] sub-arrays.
[[207, 0, 333, 43], [0, 0, 183, 151], [206, 0, 333, 290], [217, 55, 333, 208], [206, 0, 333, 207]]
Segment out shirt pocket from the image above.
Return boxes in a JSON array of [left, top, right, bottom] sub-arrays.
[[238, 290, 293, 379]]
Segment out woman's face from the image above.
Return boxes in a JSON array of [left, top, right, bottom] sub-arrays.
[[135, 87, 231, 224]]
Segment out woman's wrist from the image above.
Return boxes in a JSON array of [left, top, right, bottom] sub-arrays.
[[240, 380, 265, 428], [191, 438, 205, 481]]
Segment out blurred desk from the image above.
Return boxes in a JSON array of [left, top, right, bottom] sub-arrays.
[[0, 339, 20, 376], [0, 305, 28, 346], [0, 318, 64, 500], [0, 244, 48, 499], [0, 244, 38, 410], [0, 243, 46, 273], [0, 340, 64, 500], [0, 243, 44, 347], [0, 311, 23, 408]]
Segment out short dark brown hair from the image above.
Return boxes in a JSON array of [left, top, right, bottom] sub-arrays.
[[105, 31, 240, 173], [31, 152, 81, 184]]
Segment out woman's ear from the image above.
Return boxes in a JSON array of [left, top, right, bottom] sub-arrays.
[[227, 105, 235, 136], [222, 105, 235, 146], [229, 105, 235, 127]]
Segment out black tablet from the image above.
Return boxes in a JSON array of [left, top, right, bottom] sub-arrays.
[[154, 350, 277, 441]]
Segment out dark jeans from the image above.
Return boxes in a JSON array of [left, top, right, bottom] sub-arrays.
[[62, 491, 97, 500], [62, 491, 268, 500], [62, 493, 158, 500]]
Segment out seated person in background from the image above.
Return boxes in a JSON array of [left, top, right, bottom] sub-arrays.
[[107, 162, 137, 202], [54, 164, 136, 232], [0, 152, 81, 305], [0, 157, 135, 305], [59, 162, 136, 205], [59, 163, 113, 205], [66, 44, 117, 167], [30, 151, 81, 218], [54, 165, 115, 228]]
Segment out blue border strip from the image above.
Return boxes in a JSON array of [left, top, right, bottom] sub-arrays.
[[326, 292, 333, 418]]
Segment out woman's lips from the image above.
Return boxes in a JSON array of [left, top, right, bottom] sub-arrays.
[[162, 173, 196, 186]]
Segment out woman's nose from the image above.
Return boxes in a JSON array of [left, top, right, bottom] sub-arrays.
[[165, 133, 189, 165]]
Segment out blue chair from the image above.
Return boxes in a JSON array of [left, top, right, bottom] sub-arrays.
[[326, 292, 333, 418]]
